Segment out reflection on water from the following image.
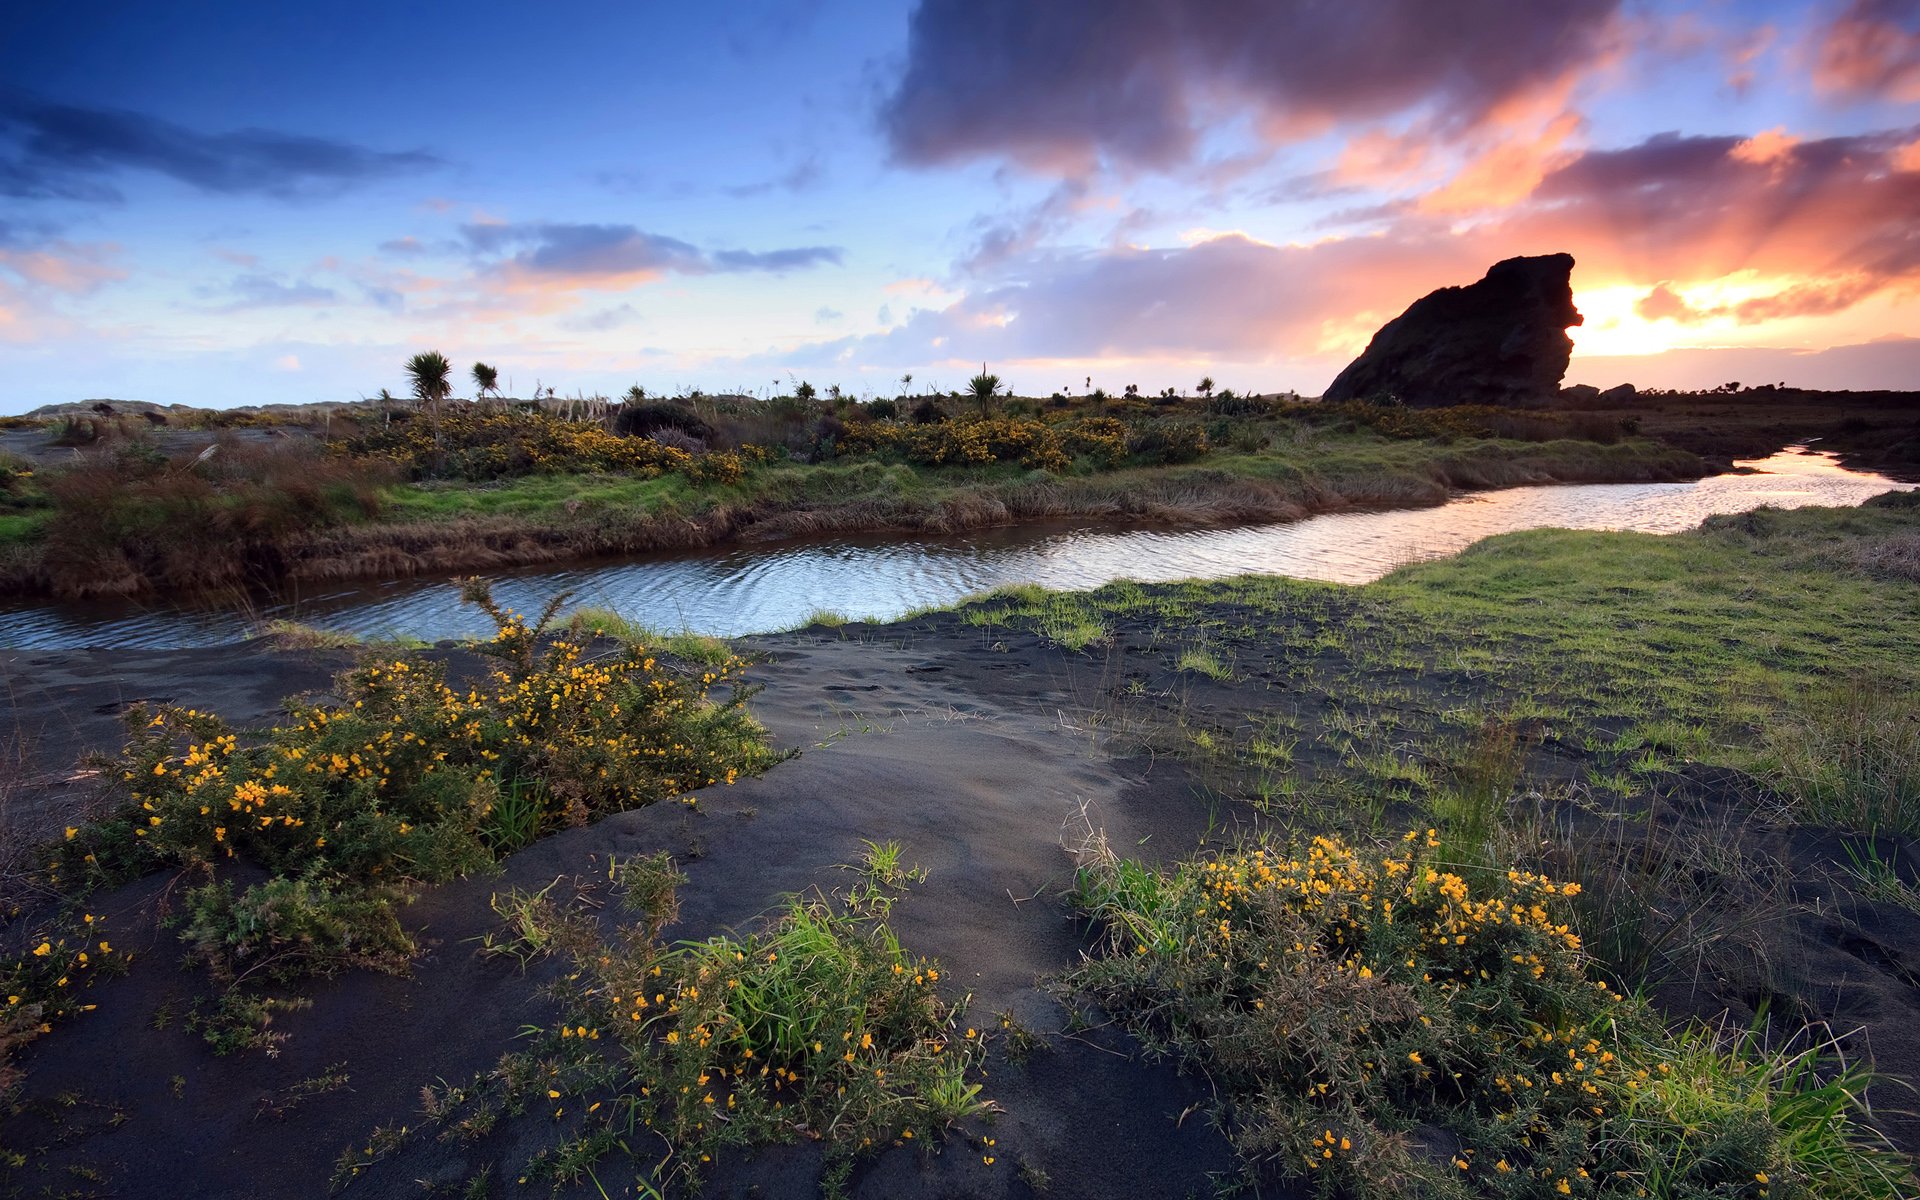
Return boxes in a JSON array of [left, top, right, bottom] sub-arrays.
[[1, 447, 1910, 649]]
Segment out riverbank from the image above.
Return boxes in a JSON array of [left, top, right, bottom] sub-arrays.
[[3, 495, 1916, 1197], [0, 428, 1702, 601]]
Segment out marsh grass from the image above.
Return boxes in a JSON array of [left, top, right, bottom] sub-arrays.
[[1759, 679, 1920, 836]]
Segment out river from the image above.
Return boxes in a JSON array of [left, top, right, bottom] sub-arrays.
[[0, 446, 1908, 649]]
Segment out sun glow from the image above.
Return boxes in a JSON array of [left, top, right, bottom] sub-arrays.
[[1571, 272, 1852, 358]]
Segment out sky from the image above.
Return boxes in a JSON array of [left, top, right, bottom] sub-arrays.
[[2, 0, 1918, 410]]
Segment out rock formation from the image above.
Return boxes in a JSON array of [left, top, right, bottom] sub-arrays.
[[1323, 254, 1584, 408]]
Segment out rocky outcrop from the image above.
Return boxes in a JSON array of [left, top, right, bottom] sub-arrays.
[[1323, 254, 1584, 408]]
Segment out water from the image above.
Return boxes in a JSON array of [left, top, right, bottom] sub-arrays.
[[0, 447, 1909, 650]]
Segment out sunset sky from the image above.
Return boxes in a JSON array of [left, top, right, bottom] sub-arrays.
[[2, 0, 1918, 410]]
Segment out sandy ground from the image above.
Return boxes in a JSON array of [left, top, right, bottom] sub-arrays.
[[1, 631, 1255, 1199]]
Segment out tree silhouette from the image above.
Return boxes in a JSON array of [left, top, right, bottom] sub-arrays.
[[1196, 376, 1215, 400], [967, 365, 1001, 419], [471, 361, 499, 400]]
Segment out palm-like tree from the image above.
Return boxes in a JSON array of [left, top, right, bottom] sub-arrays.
[[899, 372, 913, 399], [471, 361, 500, 400], [624, 384, 647, 405], [406, 351, 453, 448], [1196, 376, 1215, 401], [967, 365, 1001, 419]]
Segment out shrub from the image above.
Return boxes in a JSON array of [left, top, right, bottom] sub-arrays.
[[613, 401, 713, 442], [1127, 418, 1209, 465], [471, 876, 988, 1197], [341, 407, 740, 483], [69, 581, 779, 1048], [1067, 831, 1908, 1198], [37, 439, 392, 597], [1061, 416, 1129, 469]]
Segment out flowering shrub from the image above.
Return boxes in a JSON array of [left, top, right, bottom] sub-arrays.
[[1068, 832, 1889, 1199], [1060, 416, 1130, 468], [67, 581, 778, 1049], [1, 912, 127, 1092], [342, 408, 744, 483], [366, 864, 991, 1196], [836, 416, 1069, 472]]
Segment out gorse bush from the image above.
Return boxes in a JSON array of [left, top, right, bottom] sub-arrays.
[[343, 407, 746, 484], [836, 415, 1069, 471], [397, 867, 987, 1197], [1068, 831, 1908, 1199], [67, 581, 778, 1048]]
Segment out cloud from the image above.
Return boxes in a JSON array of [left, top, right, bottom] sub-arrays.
[[563, 303, 643, 332], [212, 274, 339, 309], [1811, 0, 1920, 102], [814, 306, 843, 323], [758, 119, 1920, 384], [1520, 124, 1920, 293], [379, 236, 429, 257], [880, 0, 1622, 174], [0, 88, 441, 201], [462, 221, 842, 291], [0, 240, 125, 294], [724, 154, 826, 198]]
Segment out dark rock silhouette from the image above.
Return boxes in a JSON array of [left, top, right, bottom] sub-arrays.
[[1324, 254, 1583, 408]]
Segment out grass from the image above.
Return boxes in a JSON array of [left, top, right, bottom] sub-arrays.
[[1757, 678, 1920, 836]]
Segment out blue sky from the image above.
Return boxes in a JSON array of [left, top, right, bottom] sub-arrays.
[[2, 0, 1918, 409]]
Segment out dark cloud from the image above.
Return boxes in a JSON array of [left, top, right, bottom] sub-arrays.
[[379, 236, 428, 257], [0, 89, 440, 201], [711, 245, 843, 272], [1812, 0, 1920, 101], [880, 0, 1621, 173], [813, 306, 843, 323]]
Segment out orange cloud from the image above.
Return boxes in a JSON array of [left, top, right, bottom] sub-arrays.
[[0, 242, 126, 294]]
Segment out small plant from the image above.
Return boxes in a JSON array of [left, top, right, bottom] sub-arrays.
[[64, 580, 777, 1050], [613, 850, 686, 937], [459, 883, 989, 1196]]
